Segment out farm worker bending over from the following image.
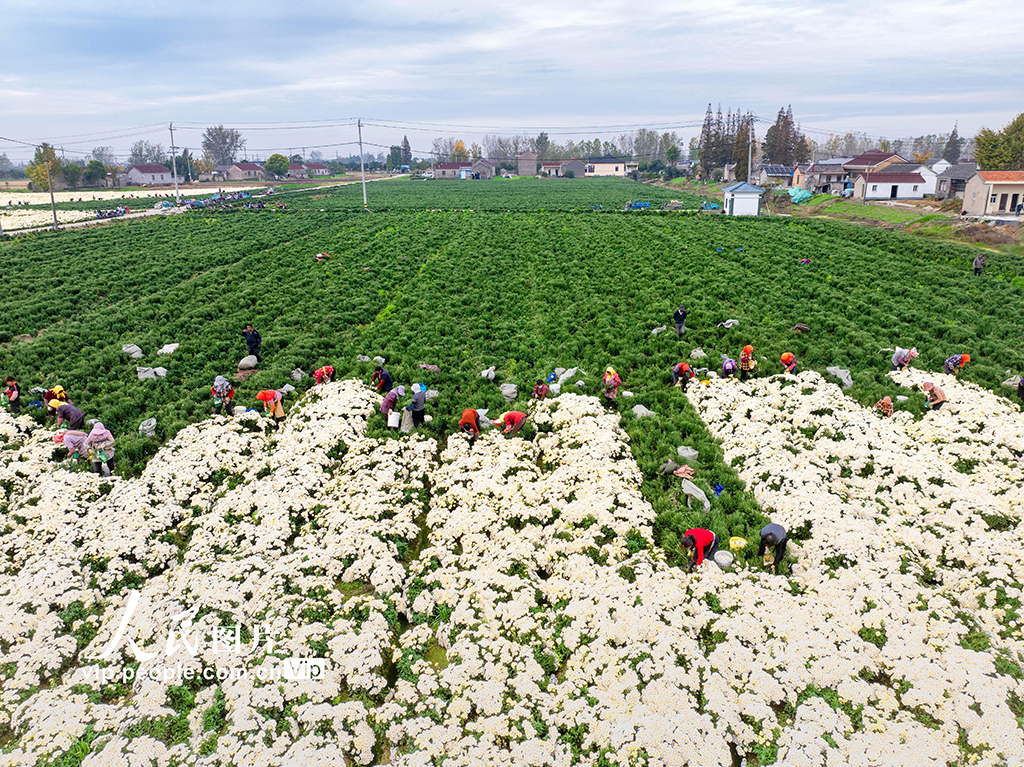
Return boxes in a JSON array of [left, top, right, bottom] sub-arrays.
[[494, 411, 528, 436], [60, 430, 88, 461], [673, 304, 687, 337], [602, 367, 621, 401], [211, 376, 234, 415], [780, 352, 798, 374], [757, 523, 787, 572], [52, 400, 85, 431], [944, 354, 970, 376], [313, 366, 335, 385], [721, 357, 738, 379], [371, 366, 393, 394], [922, 382, 946, 410], [4, 376, 20, 415], [891, 347, 918, 371], [381, 385, 405, 423], [44, 385, 70, 423], [257, 390, 287, 425], [459, 408, 481, 437], [532, 379, 550, 400], [672, 362, 695, 390], [681, 528, 719, 573], [406, 384, 427, 427], [242, 324, 262, 360], [874, 396, 894, 417], [739, 346, 757, 381], [85, 422, 115, 476]]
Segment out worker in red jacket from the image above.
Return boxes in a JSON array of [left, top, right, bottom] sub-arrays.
[[780, 352, 797, 374], [671, 361, 695, 390], [682, 528, 719, 573], [494, 411, 527, 436], [459, 408, 481, 437]]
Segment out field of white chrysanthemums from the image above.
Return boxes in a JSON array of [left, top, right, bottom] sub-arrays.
[[1, 376, 1023, 766]]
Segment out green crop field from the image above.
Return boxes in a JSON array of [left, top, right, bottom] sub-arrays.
[[2, 183, 1023, 564], [286, 176, 701, 212]]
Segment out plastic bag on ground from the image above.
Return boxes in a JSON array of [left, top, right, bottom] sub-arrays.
[[717, 319, 740, 329], [499, 383, 518, 403], [480, 366, 496, 381], [290, 368, 305, 381], [238, 355, 258, 370], [122, 343, 144, 358], [425, 389, 439, 401], [679, 479, 711, 512], [139, 418, 157, 438], [651, 326, 667, 335], [690, 348, 707, 360], [632, 404, 656, 418], [677, 446, 699, 461], [373, 356, 386, 365], [157, 343, 179, 355], [826, 366, 853, 389], [356, 355, 371, 362]]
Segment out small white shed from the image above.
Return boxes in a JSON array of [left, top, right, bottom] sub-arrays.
[[722, 182, 764, 216]]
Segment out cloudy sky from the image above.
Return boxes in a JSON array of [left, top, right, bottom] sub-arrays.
[[2, 0, 1021, 162]]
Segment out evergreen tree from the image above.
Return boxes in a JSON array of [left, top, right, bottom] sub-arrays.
[[698, 104, 715, 177], [975, 113, 1024, 170], [942, 124, 962, 164]]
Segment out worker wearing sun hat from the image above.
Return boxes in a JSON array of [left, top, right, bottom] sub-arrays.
[[874, 396, 894, 417], [891, 347, 919, 371], [943, 354, 970, 376], [52, 399, 85, 430], [780, 352, 797, 374], [494, 411, 527, 436], [922, 382, 947, 410], [739, 345, 757, 381], [602, 367, 621, 401], [44, 384, 70, 422], [256, 389, 286, 425]]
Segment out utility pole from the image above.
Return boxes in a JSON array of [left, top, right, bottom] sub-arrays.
[[357, 119, 368, 210], [169, 123, 180, 205], [44, 156, 58, 230], [747, 132, 753, 184]]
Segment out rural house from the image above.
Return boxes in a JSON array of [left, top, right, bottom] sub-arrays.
[[517, 151, 538, 177], [305, 163, 329, 177], [561, 159, 586, 178], [723, 163, 738, 183], [125, 164, 174, 185], [288, 164, 308, 179], [471, 159, 495, 179], [722, 181, 764, 216], [843, 150, 907, 176], [805, 158, 853, 195], [434, 162, 473, 179], [227, 163, 266, 181], [585, 155, 630, 177], [934, 162, 978, 202], [853, 171, 926, 200], [757, 165, 795, 188], [962, 171, 1024, 216], [875, 162, 938, 196], [541, 161, 564, 177]]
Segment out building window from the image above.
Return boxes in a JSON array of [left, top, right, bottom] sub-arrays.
[[939, 181, 947, 191], [913, 185, 918, 192], [871, 185, 877, 192], [615, 167, 619, 172], [990, 195, 997, 204]]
